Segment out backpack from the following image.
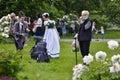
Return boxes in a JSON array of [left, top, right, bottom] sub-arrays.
[[37, 51, 50, 63], [30, 41, 50, 63]]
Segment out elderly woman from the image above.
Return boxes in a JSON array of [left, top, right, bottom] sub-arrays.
[[74, 10, 92, 58], [14, 15, 28, 50], [43, 13, 60, 58]]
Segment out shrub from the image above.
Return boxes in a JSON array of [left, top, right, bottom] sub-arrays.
[[0, 50, 23, 79], [0, 36, 13, 44]]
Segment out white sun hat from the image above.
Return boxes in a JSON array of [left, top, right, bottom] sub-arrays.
[[42, 12, 49, 17]]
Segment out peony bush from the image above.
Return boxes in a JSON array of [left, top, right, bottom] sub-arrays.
[[72, 40, 120, 80], [0, 14, 11, 38]]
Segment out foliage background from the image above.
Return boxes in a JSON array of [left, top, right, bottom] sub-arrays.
[[0, 0, 120, 28]]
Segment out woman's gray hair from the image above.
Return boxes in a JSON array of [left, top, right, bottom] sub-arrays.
[[81, 10, 89, 16]]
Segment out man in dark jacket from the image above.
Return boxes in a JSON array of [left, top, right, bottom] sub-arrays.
[[74, 10, 92, 58]]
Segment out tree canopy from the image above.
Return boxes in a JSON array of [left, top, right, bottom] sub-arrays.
[[0, 0, 120, 26]]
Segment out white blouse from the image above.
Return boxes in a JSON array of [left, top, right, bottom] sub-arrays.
[[36, 18, 42, 27]]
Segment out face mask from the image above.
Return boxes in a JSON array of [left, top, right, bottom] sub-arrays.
[[82, 16, 88, 20]]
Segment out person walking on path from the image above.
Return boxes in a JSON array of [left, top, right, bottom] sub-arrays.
[[43, 13, 60, 58], [74, 10, 92, 59]]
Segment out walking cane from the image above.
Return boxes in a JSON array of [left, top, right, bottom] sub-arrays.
[[74, 37, 78, 65]]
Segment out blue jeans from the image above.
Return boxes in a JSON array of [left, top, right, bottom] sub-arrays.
[[101, 33, 104, 39], [34, 36, 42, 44]]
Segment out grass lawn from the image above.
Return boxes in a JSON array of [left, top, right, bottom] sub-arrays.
[[93, 30, 120, 39], [0, 38, 120, 80], [61, 30, 120, 39]]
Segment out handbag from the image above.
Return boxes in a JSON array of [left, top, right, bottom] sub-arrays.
[[72, 39, 79, 52]]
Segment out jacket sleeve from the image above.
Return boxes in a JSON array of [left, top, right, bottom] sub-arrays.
[[84, 21, 91, 30], [14, 22, 21, 35]]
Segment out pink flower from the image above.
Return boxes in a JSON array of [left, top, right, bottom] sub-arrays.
[[1, 76, 8, 80]]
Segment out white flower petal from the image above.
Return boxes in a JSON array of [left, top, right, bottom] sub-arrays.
[[72, 64, 84, 80], [95, 51, 107, 62], [83, 54, 93, 65], [107, 40, 119, 50], [111, 54, 120, 63], [110, 63, 120, 73]]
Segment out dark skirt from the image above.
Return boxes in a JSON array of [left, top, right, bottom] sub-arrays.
[[14, 35, 25, 50], [35, 27, 43, 36], [34, 27, 43, 44]]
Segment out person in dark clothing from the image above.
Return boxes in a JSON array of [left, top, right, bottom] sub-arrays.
[[19, 11, 25, 18], [33, 13, 43, 44], [56, 19, 62, 36], [74, 10, 92, 58]]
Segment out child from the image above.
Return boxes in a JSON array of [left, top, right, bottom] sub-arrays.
[[100, 26, 104, 40]]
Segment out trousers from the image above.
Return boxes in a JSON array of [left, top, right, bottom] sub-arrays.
[[79, 41, 91, 58]]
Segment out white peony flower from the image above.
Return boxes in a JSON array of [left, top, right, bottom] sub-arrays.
[[1, 16, 5, 21], [1, 22, 5, 26], [7, 14, 11, 19], [95, 51, 107, 62], [5, 34, 9, 38], [4, 16, 9, 21], [111, 54, 120, 63], [0, 25, 3, 31], [0, 14, 11, 38], [110, 62, 120, 73], [0, 28, 3, 31], [4, 21, 9, 25], [83, 54, 93, 65], [107, 40, 119, 50], [1, 32, 5, 36], [72, 64, 84, 80], [1, 32, 9, 38], [0, 19, 2, 23], [4, 27, 10, 33]]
